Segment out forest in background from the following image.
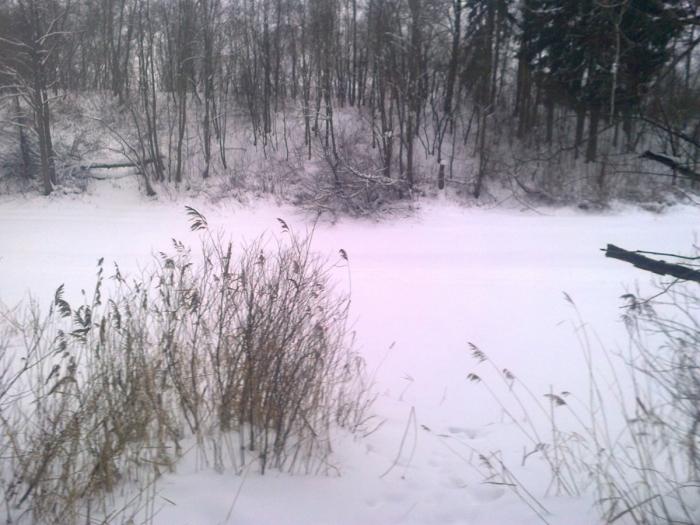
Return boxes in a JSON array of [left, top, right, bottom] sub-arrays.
[[0, 0, 699, 211]]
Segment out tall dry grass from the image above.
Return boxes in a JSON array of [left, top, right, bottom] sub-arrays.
[[0, 208, 374, 524], [464, 285, 700, 524]]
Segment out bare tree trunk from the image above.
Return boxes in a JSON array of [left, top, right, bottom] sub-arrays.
[[405, 0, 421, 189], [574, 106, 585, 160], [14, 96, 32, 179], [350, 0, 357, 106], [378, 79, 393, 179], [545, 97, 554, 144], [444, 0, 461, 120], [262, 0, 272, 139], [136, 0, 164, 184], [25, 0, 56, 194], [474, 109, 488, 199], [201, 0, 216, 178], [273, 0, 282, 111], [586, 106, 600, 163]]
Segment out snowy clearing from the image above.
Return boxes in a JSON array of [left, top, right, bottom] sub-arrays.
[[0, 183, 698, 525]]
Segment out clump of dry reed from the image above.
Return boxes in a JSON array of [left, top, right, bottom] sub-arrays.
[[0, 207, 374, 524]]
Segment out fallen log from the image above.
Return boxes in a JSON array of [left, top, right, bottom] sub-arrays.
[[603, 244, 700, 284], [640, 151, 700, 182], [78, 157, 160, 170]]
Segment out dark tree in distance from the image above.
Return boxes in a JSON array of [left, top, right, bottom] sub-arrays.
[[526, 0, 689, 162]]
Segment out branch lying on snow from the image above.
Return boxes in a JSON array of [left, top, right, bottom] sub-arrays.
[[69, 157, 164, 180], [77, 157, 161, 171], [640, 151, 700, 182], [343, 163, 407, 187], [603, 244, 700, 284], [80, 172, 136, 181]]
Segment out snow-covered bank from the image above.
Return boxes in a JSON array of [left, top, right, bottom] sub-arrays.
[[0, 184, 698, 524]]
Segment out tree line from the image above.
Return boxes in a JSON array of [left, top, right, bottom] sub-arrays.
[[0, 0, 698, 200]]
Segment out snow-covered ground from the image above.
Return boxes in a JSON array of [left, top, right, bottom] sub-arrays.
[[1, 181, 698, 524]]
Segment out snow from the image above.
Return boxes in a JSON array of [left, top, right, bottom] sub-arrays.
[[0, 180, 698, 525]]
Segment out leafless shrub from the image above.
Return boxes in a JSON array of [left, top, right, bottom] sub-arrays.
[[294, 122, 410, 219]]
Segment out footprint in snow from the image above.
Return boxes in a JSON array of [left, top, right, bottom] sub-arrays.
[[447, 426, 482, 439], [467, 484, 505, 502], [447, 475, 467, 489], [383, 491, 407, 503]]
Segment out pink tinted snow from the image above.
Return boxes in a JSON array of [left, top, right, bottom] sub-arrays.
[[0, 184, 696, 525]]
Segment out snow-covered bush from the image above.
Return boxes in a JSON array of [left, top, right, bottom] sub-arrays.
[[293, 116, 412, 218]]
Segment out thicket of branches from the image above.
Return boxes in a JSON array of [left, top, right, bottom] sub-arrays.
[[0, 0, 698, 206]]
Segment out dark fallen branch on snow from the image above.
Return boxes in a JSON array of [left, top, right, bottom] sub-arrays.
[[640, 151, 700, 183], [603, 244, 700, 284]]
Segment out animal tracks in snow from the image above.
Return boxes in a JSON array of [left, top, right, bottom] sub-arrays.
[[446, 426, 483, 439]]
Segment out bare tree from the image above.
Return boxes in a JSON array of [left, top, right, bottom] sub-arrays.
[[0, 0, 74, 194]]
